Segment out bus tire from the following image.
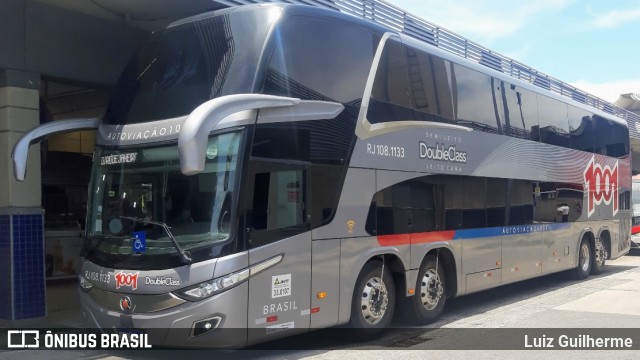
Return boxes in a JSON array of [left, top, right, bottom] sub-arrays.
[[400, 255, 446, 324], [348, 261, 395, 335], [592, 238, 607, 275], [573, 238, 592, 280]]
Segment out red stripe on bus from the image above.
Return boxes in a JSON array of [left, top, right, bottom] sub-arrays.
[[632, 225, 640, 235], [411, 231, 456, 244], [377, 234, 411, 246], [377, 231, 455, 246]]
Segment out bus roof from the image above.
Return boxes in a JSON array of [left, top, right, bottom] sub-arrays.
[[215, 0, 639, 135]]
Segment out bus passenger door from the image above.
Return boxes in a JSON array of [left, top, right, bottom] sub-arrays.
[[245, 159, 312, 344]]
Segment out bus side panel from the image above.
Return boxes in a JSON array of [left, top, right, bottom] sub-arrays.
[[610, 217, 631, 259], [310, 238, 341, 328], [338, 236, 408, 325], [312, 168, 376, 240], [540, 223, 575, 274], [501, 231, 542, 284], [461, 232, 502, 276], [465, 269, 502, 294], [246, 232, 311, 345]]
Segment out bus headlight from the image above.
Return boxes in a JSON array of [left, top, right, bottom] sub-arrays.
[[176, 268, 250, 301], [173, 254, 283, 301]]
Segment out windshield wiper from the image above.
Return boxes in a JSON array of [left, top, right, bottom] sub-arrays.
[[120, 216, 193, 264]]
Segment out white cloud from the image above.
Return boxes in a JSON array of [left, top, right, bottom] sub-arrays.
[[592, 7, 640, 28], [388, 0, 574, 44], [570, 79, 640, 103]]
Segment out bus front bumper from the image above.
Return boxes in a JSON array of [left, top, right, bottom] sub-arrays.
[[79, 282, 249, 349]]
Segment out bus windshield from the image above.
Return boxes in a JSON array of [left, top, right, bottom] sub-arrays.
[[85, 131, 242, 268], [103, 6, 279, 125]]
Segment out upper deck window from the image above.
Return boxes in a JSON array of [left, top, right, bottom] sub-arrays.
[[263, 16, 378, 104], [452, 63, 502, 133], [368, 40, 455, 125], [104, 8, 277, 124]]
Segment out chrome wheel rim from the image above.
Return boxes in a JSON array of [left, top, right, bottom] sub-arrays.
[[420, 268, 443, 311], [580, 243, 590, 272], [360, 276, 389, 325], [595, 241, 607, 268]]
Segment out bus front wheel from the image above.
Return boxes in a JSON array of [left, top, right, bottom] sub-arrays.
[[400, 255, 446, 324], [348, 261, 395, 334]]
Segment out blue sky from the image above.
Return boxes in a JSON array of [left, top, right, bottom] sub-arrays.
[[390, 0, 640, 102]]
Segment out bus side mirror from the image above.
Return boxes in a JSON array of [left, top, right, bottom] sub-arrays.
[[12, 118, 100, 181], [178, 94, 300, 176], [178, 94, 345, 176]]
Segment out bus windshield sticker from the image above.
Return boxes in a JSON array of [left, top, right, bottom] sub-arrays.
[[272, 274, 291, 298], [132, 231, 146, 253]]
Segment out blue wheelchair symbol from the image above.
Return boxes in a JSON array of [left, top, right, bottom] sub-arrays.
[[132, 231, 146, 253]]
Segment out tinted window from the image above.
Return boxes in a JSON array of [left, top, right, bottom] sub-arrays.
[[508, 180, 534, 225], [620, 190, 631, 211], [369, 180, 437, 236], [568, 106, 594, 153], [252, 113, 357, 228], [260, 16, 375, 231], [409, 47, 455, 123], [536, 96, 570, 148], [486, 179, 507, 227], [248, 162, 310, 248], [368, 40, 414, 123], [452, 64, 501, 133], [106, 21, 222, 124], [265, 16, 377, 103], [534, 182, 583, 223], [610, 121, 630, 157], [593, 115, 630, 157], [460, 177, 487, 229], [500, 82, 540, 140], [368, 41, 455, 124], [366, 175, 517, 234], [106, 9, 276, 124], [252, 169, 306, 231]]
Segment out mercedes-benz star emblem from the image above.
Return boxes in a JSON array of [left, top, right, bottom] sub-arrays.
[[119, 296, 135, 314]]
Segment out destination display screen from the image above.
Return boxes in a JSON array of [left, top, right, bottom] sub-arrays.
[[100, 152, 138, 166]]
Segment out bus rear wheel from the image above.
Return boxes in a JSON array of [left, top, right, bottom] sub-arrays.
[[400, 255, 446, 324], [572, 238, 592, 280], [348, 261, 395, 334], [592, 238, 607, 275]]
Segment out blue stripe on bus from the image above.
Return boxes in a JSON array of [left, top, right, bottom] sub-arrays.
[[455, 223, 572, 240]]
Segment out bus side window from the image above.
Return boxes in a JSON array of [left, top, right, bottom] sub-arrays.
[[452, 63, 502, 134], [249, 167, 309, 248], [536, 96, 570, 149], [502, 84, 540, 140], [594, 115, 630, 158], [366, 178, 439, 236], [367, 40, 455, 125]]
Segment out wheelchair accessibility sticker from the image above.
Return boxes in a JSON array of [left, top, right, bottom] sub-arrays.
[[132, 231, 146, 253]]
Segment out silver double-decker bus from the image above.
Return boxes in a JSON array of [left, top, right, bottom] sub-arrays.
[[12, 2, 631, 348]]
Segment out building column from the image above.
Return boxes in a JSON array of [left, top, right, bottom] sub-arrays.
[[0, 69, 45, 320]]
